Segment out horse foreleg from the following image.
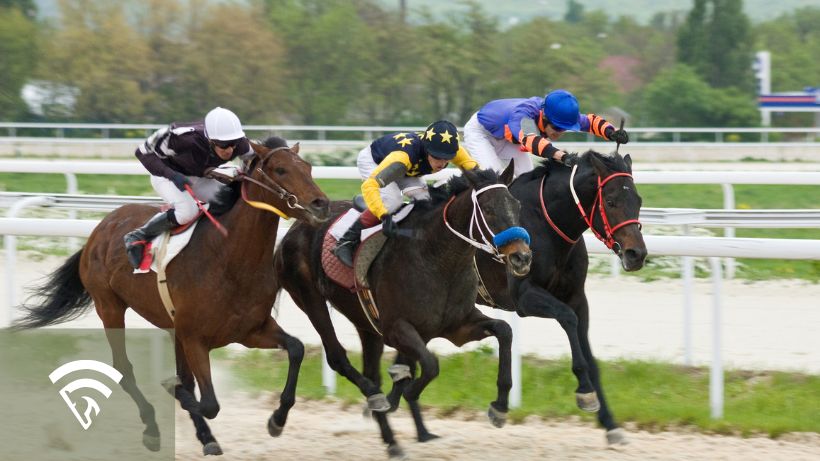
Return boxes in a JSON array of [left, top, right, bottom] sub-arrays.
[[180, 338, 220, 419], [514, 280, 598, 412], [576, 307, 627, 445], [172, 339, 222, 455], [444, 311, 513, 428], [241, 317, 304, 437], [383, 319, 441, 412]]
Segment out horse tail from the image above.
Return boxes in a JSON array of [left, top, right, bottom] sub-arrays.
[[13, 250, 92, 329]]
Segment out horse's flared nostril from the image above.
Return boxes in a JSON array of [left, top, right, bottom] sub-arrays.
[[509, 251, 532, 274], [310, 197, 331, 218], [623, 247, 647, 270]]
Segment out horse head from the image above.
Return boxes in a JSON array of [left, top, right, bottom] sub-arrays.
[[578, 151, 647, 271], [457, 162, 532, 277], [243, 140, 330, 225]]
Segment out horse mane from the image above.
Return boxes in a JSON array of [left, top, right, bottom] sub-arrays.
[[517, 150, 630, 183], [426, 168, 499, 204], [209, 135, 291, 215]]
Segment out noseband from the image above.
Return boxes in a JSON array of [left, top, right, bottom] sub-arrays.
[[239, 146, 308, 219], [539, 164, 641, 253], [443, 183, 530, 262]]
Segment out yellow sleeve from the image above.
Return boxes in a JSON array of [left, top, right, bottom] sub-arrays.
[[451, 146, 479, 170], [361, 151, 412, 219]]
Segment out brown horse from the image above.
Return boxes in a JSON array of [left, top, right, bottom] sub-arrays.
[[13, 138, 330, 455], [274, 164, 532, 458]]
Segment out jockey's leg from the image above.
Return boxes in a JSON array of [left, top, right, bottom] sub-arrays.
[[123, 210, 178, 268]]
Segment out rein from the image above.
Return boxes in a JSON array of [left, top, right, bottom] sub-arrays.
[[539, 164, 641, 252], [238, 146, 307, 219], [442, 184, 510, 262]]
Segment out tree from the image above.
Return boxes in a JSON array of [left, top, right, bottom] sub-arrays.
[[641, 64, 758, 127], [36, 0, 153, 122], [0, 7, 38, 119], [564, 0, 584, 23], [0, 0, 36, 18], [677, 0, 755, 93]]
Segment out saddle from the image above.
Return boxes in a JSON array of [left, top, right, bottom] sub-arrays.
[[320, 203, 415, 334]]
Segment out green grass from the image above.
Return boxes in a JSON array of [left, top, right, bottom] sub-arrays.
[[217, 346, 820, 437], [2, 173, 819, 280]]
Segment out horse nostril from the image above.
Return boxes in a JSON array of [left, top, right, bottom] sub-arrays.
[[511, 251, 532, 268], [624, 248, 647, 263]]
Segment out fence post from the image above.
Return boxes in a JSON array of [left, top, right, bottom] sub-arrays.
[[709, 257, 724, 419]]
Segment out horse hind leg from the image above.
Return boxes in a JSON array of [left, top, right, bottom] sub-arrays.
[[96, 298, 161, 452], [169, 339, 222, 455], [179, 338, 220, 420], [240, 317, 305, 438]]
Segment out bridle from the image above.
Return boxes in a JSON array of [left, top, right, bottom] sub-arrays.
[[238, 146, 308, 219], [443, 183, 530, 263], [539, 164, 641, 254]]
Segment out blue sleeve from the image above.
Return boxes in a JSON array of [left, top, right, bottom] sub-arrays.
[[506, 98, 542, 143]]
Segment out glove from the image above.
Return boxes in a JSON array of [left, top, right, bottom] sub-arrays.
[[171, 173, 193, 192], [381, 213, 398, 238], [559, 152, 579, 167], [608, 127, 630, 144]]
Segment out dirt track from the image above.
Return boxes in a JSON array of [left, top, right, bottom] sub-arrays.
[[174, 392, 820, 461]]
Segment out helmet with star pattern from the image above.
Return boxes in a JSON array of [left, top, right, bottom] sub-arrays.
[[421, 120, 459, 160]]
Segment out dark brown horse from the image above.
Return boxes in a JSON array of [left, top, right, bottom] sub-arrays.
[[13, 139, 330, 455], [473, 151, 646, 445], [274, 165, 532, 458]]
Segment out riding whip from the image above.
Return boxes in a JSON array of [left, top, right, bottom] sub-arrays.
[[615, 118, 625, 154], [184, 184, 229, 237]]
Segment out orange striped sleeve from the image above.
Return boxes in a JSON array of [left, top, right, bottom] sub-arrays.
[[586, 114, 614, 139]]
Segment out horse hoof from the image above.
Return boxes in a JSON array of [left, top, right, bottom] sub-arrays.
[[606, 428, 629, 445], [388, 364, 412, 382], [267, 415, 284, 437], [142, 433, 160, 452], [387, 443, 406, 459], [367, 393, 390, 412], [487, 404, 507, 428], [203, 441, 223, 456], [418, 432, 440, 443], [575, 391, 600, 413], [160, 375, 181, 396]]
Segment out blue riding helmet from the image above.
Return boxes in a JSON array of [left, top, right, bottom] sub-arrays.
[[542, 89, 581, 131]]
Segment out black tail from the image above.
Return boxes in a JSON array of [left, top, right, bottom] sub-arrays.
[[12, 250, 92, 329]]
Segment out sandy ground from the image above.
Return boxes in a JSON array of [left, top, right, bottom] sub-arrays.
[[4, 255, 820, 460], [172, 390, 820, 461]]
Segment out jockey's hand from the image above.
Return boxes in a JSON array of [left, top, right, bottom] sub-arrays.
[[559, 151, 579, 167], [171, 173, 193, 192], [381, 213, 398, 238], [205, 166, 239, 184], [607, 127, 630, 144]]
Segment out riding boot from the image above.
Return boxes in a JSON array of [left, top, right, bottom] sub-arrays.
[[123, 211, 177, 268], [332, 219, 365, 267]]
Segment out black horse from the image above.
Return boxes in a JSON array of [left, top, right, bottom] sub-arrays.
[[274, 165, 532, 458], [387, 150, 647, 446], [474, 150, 646, 444]]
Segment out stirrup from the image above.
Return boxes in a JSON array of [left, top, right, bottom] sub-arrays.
[[126, 241, 146, 268], [333, 241, 355, 267]]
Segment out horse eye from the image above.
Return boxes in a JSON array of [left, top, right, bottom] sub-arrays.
[[275, 167, 286, 175], [606, 200, 615, 207]]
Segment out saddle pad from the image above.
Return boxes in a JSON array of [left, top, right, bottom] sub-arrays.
[[322, 215, 356, 291], [132, 217, 202, 275]]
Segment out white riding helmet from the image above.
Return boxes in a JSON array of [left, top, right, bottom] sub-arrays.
[[204, 107, 245, 141]]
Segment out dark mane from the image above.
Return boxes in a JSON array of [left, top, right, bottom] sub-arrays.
[[516, 149, 630, 184], [209, 135, 291, 215]]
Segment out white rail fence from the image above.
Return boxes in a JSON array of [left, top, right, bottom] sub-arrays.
[[2, 162, 819, 419]]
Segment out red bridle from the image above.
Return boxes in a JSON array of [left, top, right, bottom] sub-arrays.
[[539, 168, 641, 252]]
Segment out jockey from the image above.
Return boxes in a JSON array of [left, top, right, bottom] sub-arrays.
[[333, 120, 479, 267], [123, 107, 252, 269], [462, 89, 629, 176]]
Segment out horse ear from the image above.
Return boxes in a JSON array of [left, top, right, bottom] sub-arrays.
[[588, 152, 609, 178], [291, 142, 300, 155], [249, 140, 265, 154], [624, 154, 633, 173], [500, 160, 515, 186], [461, 167, 479, 186]]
